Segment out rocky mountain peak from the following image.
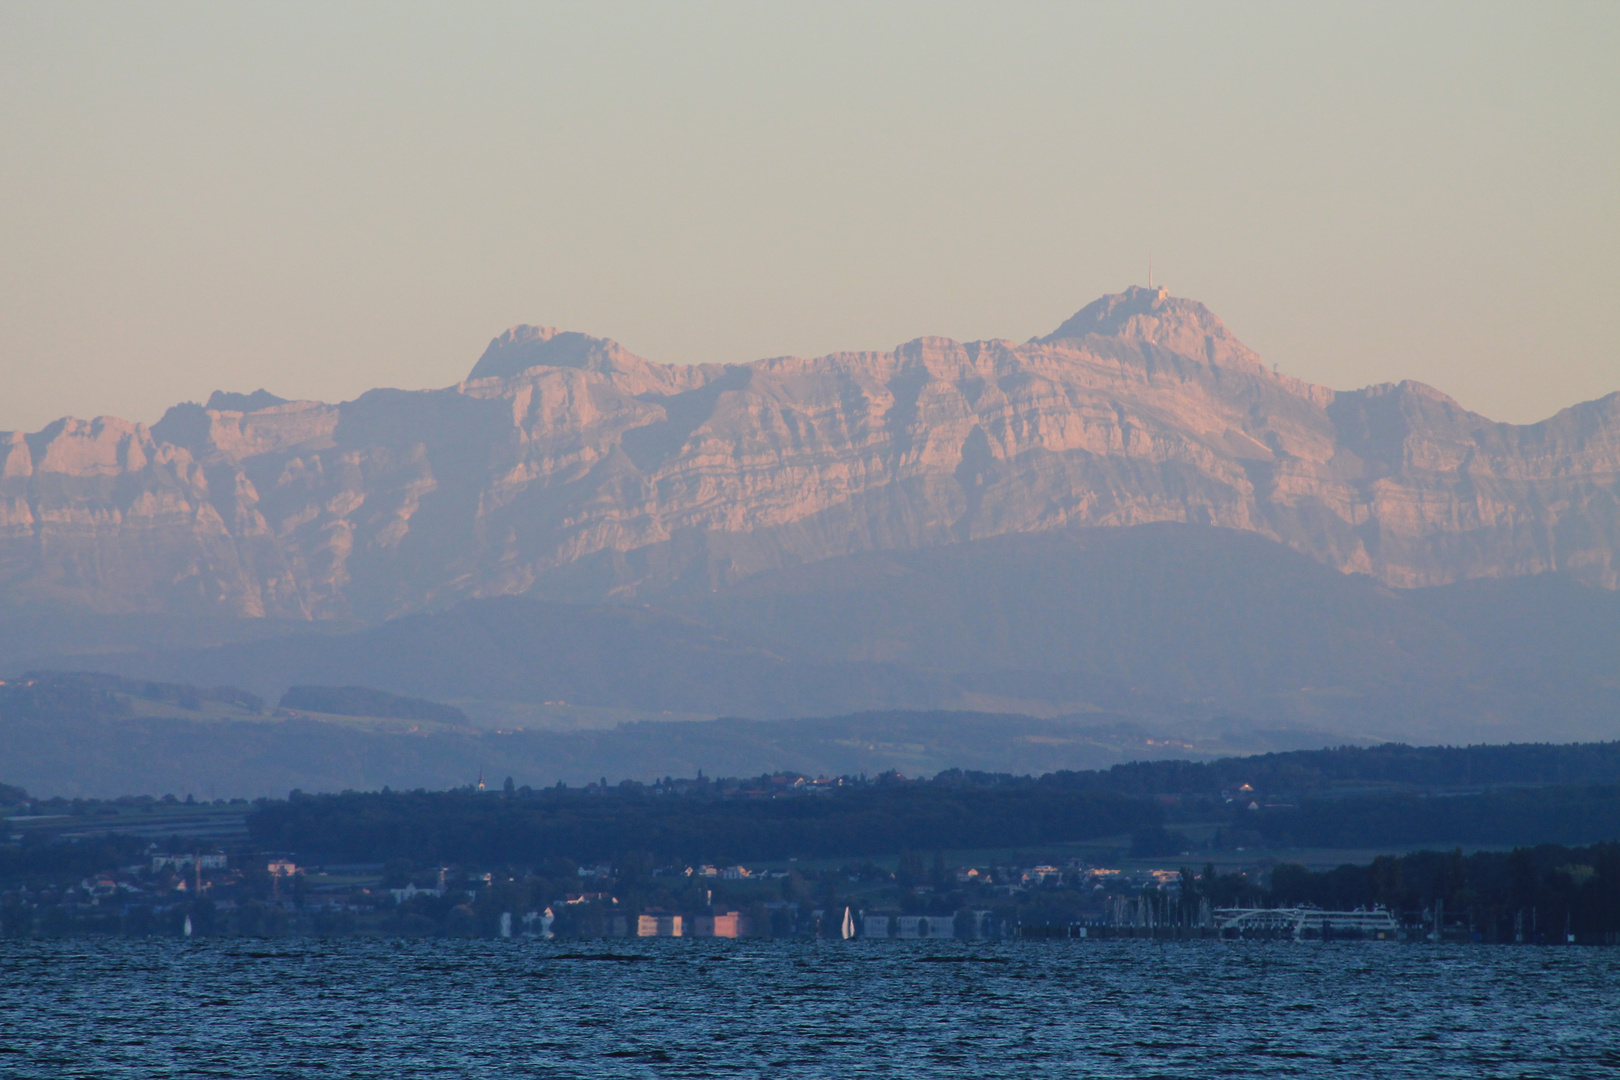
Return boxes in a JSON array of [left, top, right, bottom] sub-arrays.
[[1041, 286, 1264, 373], [204, 389, 289, 413], [469, 325, 631, 381], [1046, 284, 1171, 334]]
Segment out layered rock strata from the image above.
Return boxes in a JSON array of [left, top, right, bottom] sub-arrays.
[[2, 286, 1615, 619]]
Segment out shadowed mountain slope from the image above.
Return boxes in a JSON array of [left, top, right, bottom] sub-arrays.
[[671, 524, 1474, 700], [32, 524, 1620, 746]]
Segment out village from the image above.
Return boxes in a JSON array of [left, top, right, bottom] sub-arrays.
[[4, 838, 1433, 942]]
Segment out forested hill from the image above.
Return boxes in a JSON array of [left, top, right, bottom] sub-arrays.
[[230, 741, 1620, 868], [1014, 740, 1620, 798], [8, 739, 1620, 868], [246, 783, 1157, 866]]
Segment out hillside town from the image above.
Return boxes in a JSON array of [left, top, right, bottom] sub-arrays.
[[3, 828, 1615, 945], [5, 757, 1620, 946], [1, 837, 1238, 941]]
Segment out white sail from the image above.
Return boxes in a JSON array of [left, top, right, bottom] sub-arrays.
[[183, 915, 193, 938], [841, 907, 855, 940]]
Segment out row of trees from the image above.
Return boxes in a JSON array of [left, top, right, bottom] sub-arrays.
[[246, 784, 1162, 866], [1247, 784, 1620, 849], [1266, 843, 1620, 940], [949, 740, 1620, 797], [240, 776, 1620, 868]]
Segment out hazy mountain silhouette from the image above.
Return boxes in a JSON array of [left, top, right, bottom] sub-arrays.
[[31, 524, 1620, 747], [3, 288, 1616, 793]]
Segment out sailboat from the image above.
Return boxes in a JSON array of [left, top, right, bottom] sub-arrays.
[[183, 914, 193, 938], [841, 906, 855, 940]]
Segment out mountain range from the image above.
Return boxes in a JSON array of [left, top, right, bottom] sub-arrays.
[[3, 286, 1618, 794], [4, 285, 1616, 622]]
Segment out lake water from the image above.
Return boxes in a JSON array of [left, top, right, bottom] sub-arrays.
[[3, 938, 1618, 1078]]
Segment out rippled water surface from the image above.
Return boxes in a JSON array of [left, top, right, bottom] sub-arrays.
[[3, 938, 1619, 1078]]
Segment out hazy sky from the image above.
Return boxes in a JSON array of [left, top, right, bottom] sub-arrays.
[[1, 1, 1615, 432]]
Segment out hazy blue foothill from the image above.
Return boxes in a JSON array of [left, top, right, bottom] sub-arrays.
[[6, 524, 1618, 798], [277, 686, 471, 727]]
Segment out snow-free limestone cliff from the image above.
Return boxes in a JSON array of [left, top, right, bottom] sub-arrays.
[[2, 286, 1615, 619]]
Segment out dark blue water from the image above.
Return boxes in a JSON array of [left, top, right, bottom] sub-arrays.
[[3, 938, 1618, 1078]]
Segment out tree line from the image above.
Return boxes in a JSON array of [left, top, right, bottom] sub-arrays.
[[246, 782, 1160, 865]]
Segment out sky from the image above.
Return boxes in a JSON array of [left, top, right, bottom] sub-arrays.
[[1, 1, 1615, 432]]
